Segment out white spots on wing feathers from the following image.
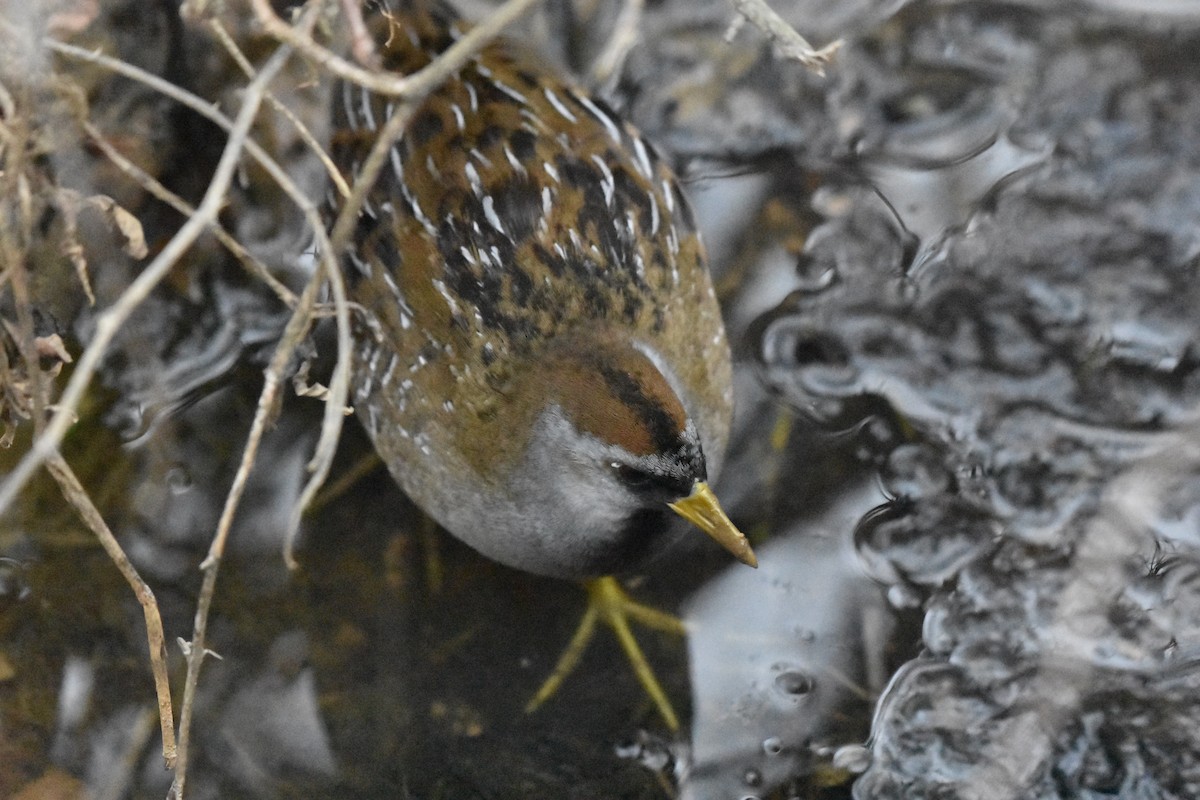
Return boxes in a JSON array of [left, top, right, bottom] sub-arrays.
[[543, 161, 560, 183], [362, 346, 382, 397], [661, 178, 675, 213], [381, 268, 402, 302], [542, 186, 553, 217], [590, 154, 615, 207], [503, 145, 527, 176], [543, 87, 577, 123], [465, 81, 479, 112], [392, 146, 437, 235], [494, 79, 530, 105], [575, 93, 622, 143], [648, 192, 660, 235], [476, 63, 530, 105], [381, 352, 399, 390], [432, 278, 463, 320], [389, 145, 405, 182], [568, 228, 584, 253], [518, 108, 537, 128], [348, 249, 372, 278], [667, 226, 681, 286], [470, 148, 493, 168], [425, 153, 441, 179], [450, 102, 466, 131], [633, 136, 654, 180], [482, 195, 505, 234], [464, 161, 483, 195]]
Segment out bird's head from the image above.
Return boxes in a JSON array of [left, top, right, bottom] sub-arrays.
[[493, 329, 755, 577]]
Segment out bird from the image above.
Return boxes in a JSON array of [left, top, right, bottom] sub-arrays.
[[328, 0, 756, 729]]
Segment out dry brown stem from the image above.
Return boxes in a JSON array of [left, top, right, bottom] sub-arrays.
[[590, 0, 644, 86], [249, 0, 545, 97], [78, 119, 298, 307], [339, 0, 380, 68], [728, 0, 841, 76], [44, 454, 178, 769], [167, 27, 315, 800], [0, 37, 310, 513], [207, 16, 353, 201]]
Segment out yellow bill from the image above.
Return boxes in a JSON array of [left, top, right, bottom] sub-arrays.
[[668, 481, 757, 568]]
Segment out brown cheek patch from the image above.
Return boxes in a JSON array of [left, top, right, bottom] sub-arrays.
[[549, 344, 688, 457]]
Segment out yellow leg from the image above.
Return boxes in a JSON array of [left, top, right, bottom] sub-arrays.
[[526, 577, 687, 730]]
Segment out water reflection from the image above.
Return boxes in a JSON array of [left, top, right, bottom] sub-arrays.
[[861, 426, 1200, 797], [682, 481, 888, 799], [214, 632, 338, 796]]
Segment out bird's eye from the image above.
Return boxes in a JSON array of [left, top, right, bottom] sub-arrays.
[[612, 463, 655, 489]]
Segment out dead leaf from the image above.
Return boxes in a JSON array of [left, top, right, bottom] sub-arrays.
[[34, 332, 73, 365], [87, 194, 148, 259], [51, 189, 95, 304]]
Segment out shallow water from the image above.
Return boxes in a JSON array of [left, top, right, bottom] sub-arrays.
[[6, 0, 1200, 797]]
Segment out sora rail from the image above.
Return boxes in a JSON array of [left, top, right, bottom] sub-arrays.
[[329, 0, 754, 726]]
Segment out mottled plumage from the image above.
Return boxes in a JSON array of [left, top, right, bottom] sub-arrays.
[[329, 0, 741, 579]]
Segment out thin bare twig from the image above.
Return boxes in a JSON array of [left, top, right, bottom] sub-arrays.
[[728, 0, 841, 76], [0, 156, 204, 511], [327, 97, 409, 251], [45, 454, 177, 769], [45, 11, 355, 571], [218, 11, 356, 554], [249, 0, 545, 97], [282, 247, 350, 568], [0, 104, 47, 438], [0, 38, 311, 515], [173, 275, 322, 799], [590, 0, 643, 86], [339, 0, 379, 69], [78, 120, 298, 307], [207, 17, 353, 201], [41, 39, 318, 240], [167, 32, 308, 800]]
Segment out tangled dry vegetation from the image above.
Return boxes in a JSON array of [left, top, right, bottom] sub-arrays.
[[0, 0, 835, 796]]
